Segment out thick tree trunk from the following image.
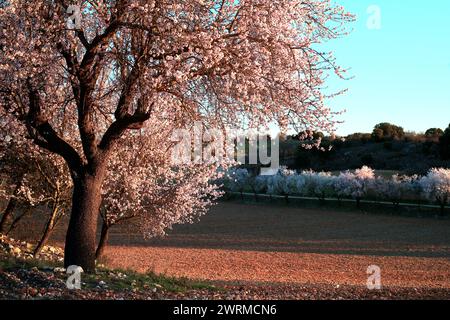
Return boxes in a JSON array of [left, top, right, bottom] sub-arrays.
[[34, 205, 59, 256], [95, 220, 110, 261], [0, 197, 17, 234], [64, 174, 103, 272]]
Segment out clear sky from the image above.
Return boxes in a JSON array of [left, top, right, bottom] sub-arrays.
[[324, 0, 450, 136]]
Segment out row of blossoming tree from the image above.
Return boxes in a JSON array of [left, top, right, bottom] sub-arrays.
[[224, 167, 450, 215]]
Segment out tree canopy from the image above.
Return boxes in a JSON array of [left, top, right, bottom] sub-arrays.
[[372, 123, 405, 141]]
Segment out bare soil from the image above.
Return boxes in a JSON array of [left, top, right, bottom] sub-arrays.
[[98, 202, 450, 289], [9, 201, 450, 293]]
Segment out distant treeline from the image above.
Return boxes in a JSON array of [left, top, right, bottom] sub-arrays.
[[277, 123, 450, 174]]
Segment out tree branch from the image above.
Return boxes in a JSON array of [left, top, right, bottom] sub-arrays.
[[26, 82, 83, 175], [98, 104, 153, 152]]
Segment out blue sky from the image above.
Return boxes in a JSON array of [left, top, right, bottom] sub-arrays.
[[324, 0, 450, 136]]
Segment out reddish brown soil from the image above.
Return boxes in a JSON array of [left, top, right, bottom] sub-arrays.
[[103, 247, 450, 288], [99, 202, 450, 289], [11, 201, 450, 290]]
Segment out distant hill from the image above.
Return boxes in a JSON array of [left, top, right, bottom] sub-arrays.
[[281, 139, 448, 175], [278, 123, 450, 175]]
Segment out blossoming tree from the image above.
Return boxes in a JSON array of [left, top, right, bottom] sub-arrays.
[[334, 166, 375, 207], [0, 0, 352, 270], [420, 168, 450, 215], [97, 114, 223, 259], [0, 121, 72, 254]]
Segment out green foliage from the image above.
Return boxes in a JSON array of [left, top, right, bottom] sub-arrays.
[[313, 132, 325, 140], [281, 122, 447, 173], [371, 123, 405, 142], [290, 131, 323, 141], [347, 133, 372, 143], [425, 128, 444, 138]]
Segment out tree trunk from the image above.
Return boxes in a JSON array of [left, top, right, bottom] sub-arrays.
[[394, 201, 400, 211], [7, 207, 32, 235], [95, 220, 110, 261], [64, 174, 103, 272], [34, 205, 59, 256], [0, 197, 17, 234]]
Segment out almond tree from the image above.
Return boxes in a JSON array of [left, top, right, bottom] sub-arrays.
[[0, 0, 352, 270], [301, 170, 335, 201], [374, 174, 419, 209], [420, 168, 450, 216], [334, 166, 375, 207], [267, 167, 297, 202]]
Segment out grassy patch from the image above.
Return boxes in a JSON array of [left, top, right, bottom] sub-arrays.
[[83, 266, 218, 293], [0, 254, 62, 271], [0, 254, 219, 294]]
